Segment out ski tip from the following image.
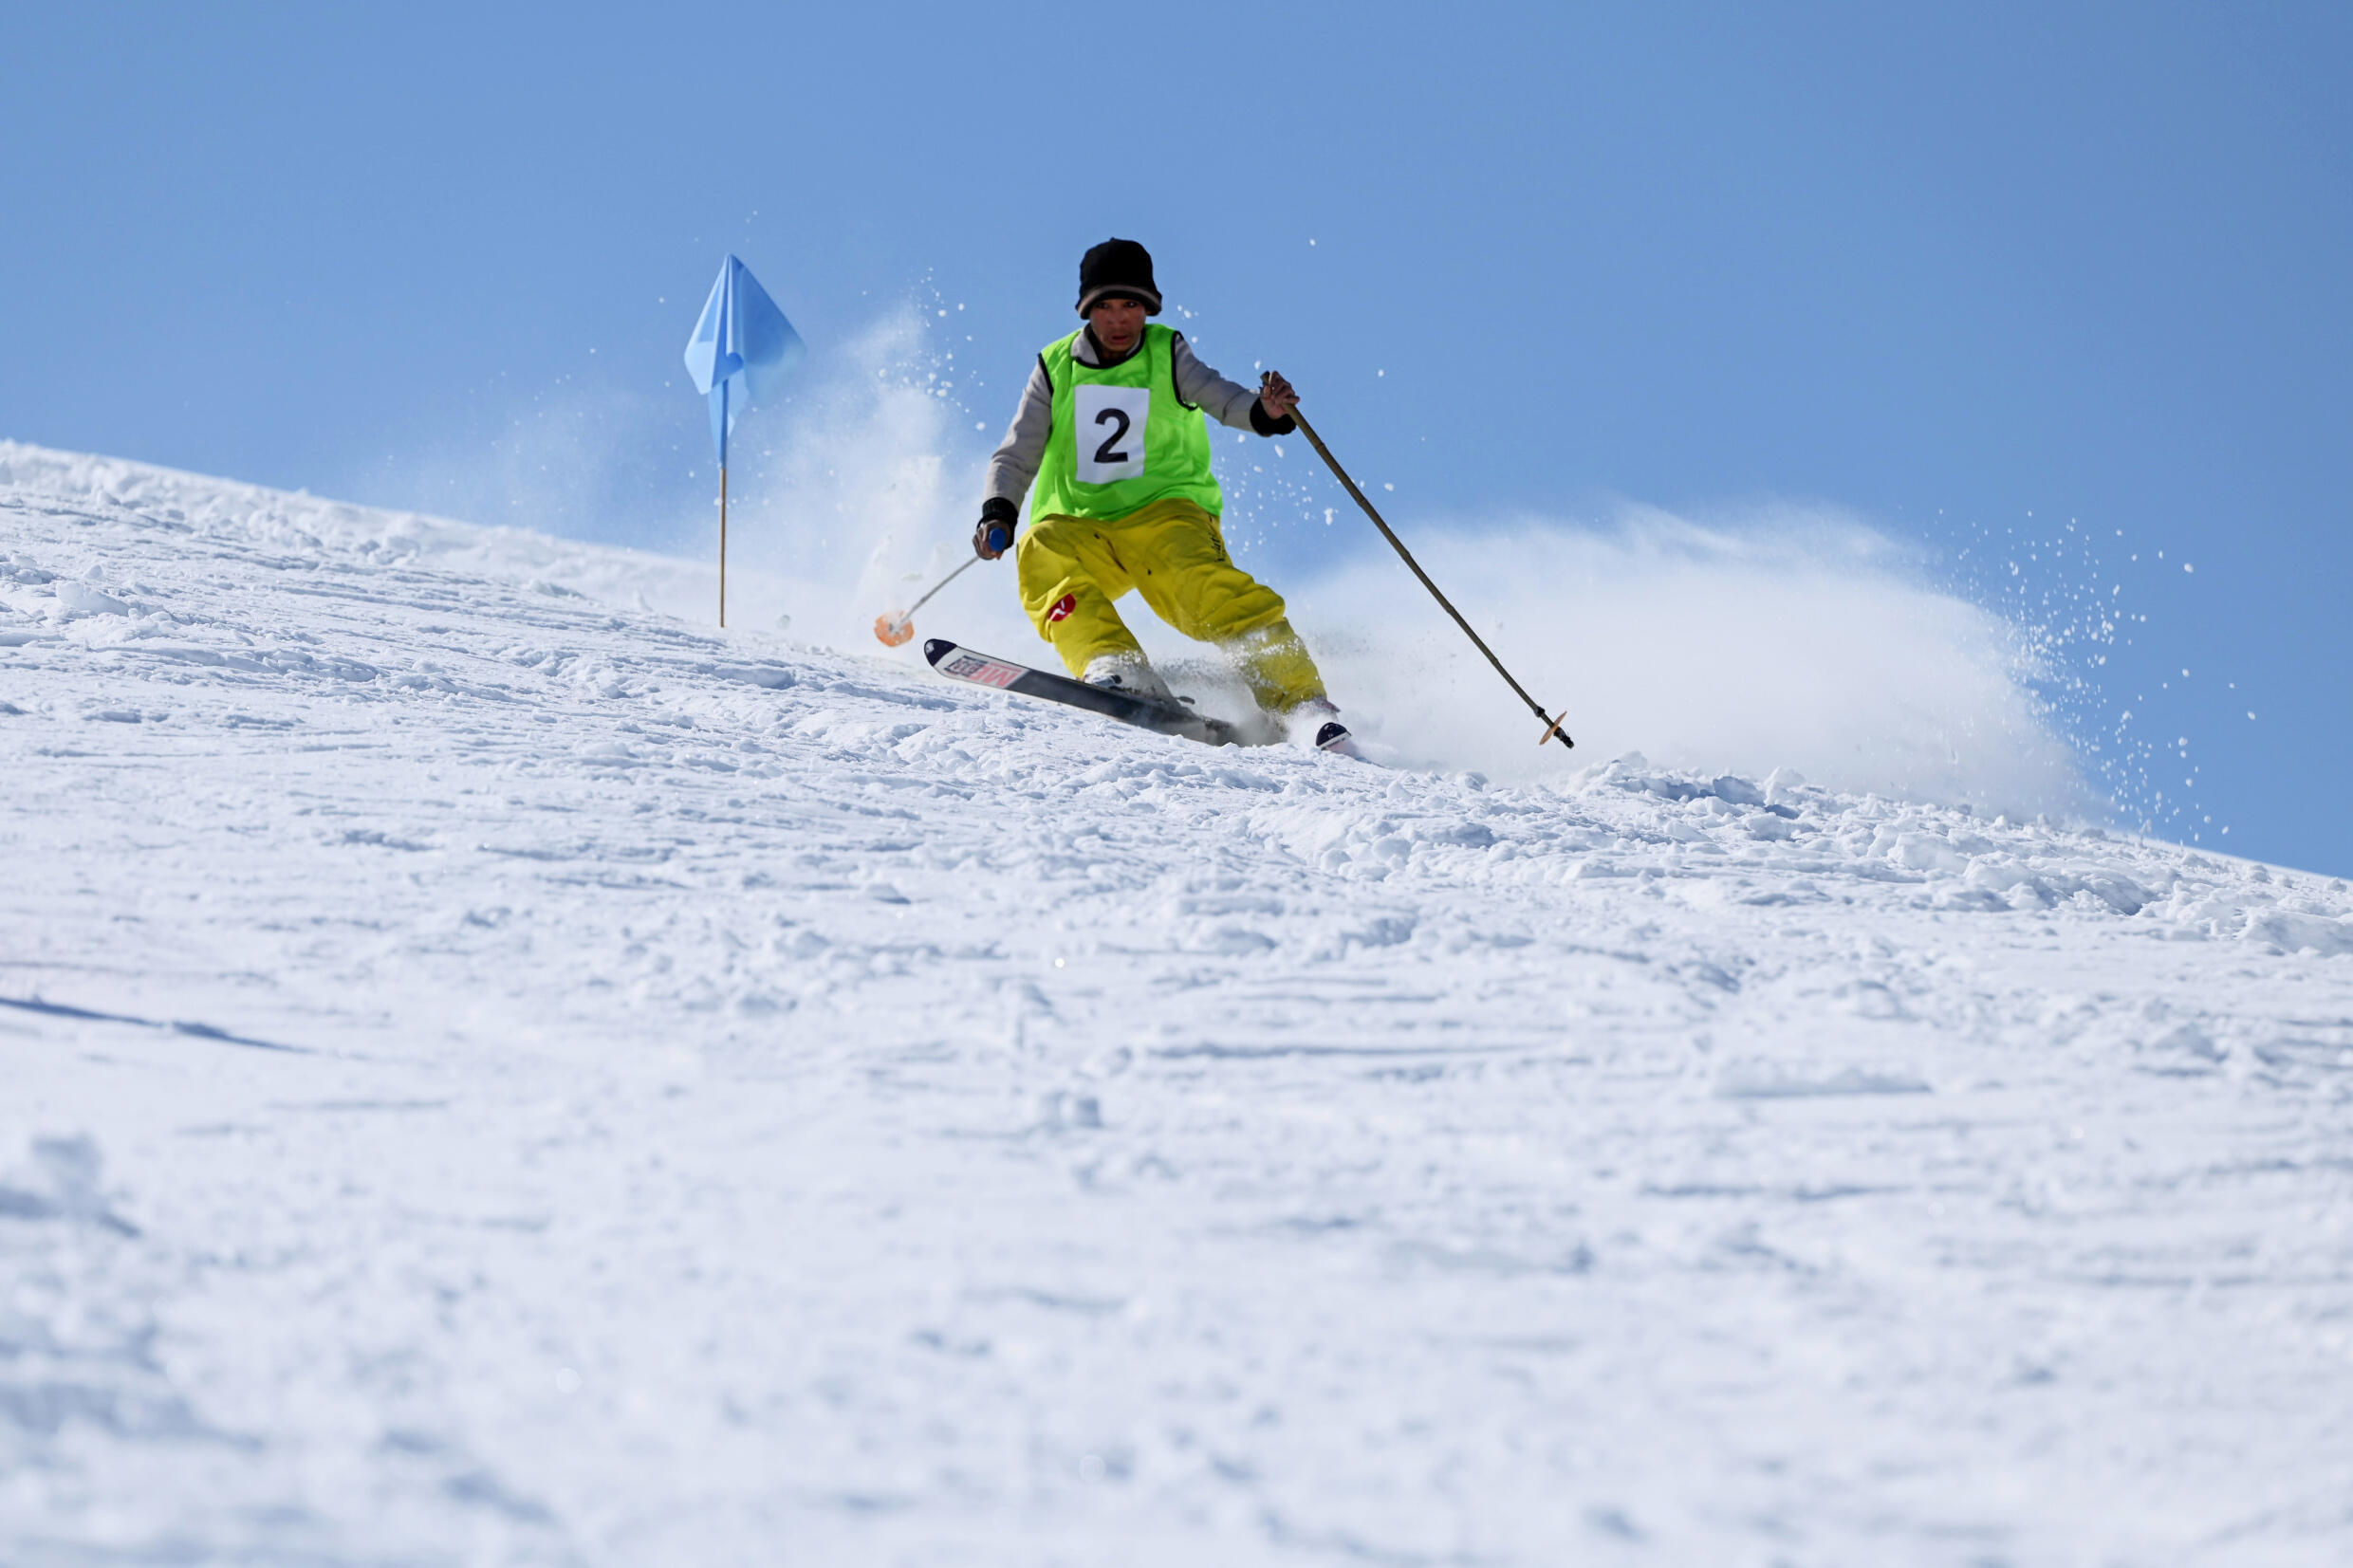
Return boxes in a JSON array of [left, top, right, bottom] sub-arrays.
[[922, 637, 955, 667]]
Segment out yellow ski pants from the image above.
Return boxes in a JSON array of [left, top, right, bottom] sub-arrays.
[[1016, 497, 1325, 712]]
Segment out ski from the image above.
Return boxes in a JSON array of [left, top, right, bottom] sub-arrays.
[[923, 638, 1249, 747]]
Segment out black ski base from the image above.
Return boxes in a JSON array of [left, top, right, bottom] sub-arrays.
[[923, 638, 1248, 747]]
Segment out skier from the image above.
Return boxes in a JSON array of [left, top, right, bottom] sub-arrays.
[[973, 238, 1352, 751]]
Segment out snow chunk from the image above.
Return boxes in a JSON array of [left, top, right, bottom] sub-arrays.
[[2244, 911, 2353, 957], [53, 581, 130, 618], [1713, 1063, 1934, 1098]]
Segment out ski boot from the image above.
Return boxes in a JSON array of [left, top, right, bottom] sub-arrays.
[[1284, 696, 1362, 757], [1082, 652, 1176, 706]]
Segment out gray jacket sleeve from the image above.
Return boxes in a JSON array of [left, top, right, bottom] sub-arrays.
[[1170, 334, 1267, 431], [981, 358, 1055, 511]]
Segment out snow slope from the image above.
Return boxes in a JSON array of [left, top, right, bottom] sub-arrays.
[[5, 440, 2352, 1566]]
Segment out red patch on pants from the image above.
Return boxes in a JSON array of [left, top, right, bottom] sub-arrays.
[[1047, 593, 1076, 623]]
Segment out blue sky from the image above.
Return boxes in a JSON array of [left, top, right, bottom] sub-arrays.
[[5, 3, 2347, 872]]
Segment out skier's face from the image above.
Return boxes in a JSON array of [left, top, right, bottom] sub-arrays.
[[1087, 296, 1147, 355]]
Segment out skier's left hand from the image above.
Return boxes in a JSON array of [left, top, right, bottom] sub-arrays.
[[973, 498, 1019, 560], [1258, 370, 1298, 422]]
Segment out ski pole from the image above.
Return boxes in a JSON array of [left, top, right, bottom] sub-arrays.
[[874, 556, 980, 647], [1278, 388, 1573, 748]]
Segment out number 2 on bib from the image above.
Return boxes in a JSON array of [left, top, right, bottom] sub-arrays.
[[1074, 384, 1152, 485]]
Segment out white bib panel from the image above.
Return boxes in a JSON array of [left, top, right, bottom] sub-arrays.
[[1073, 384, 1152, 485]]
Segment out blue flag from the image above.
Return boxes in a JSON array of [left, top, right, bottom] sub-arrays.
[[682, 254, 806, 469]]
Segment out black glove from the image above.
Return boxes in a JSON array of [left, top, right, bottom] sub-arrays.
[[973, 498, 1018, 560], [1249, 397, 1297, 437]]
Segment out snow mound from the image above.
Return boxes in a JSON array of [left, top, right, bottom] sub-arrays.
[[6, 441, 2353, 1564]]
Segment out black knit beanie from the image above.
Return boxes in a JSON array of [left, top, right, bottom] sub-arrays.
[[1076, 238, 1162, 317]]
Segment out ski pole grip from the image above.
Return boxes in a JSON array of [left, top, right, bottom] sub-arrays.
[[985, 524, 1011, 555]]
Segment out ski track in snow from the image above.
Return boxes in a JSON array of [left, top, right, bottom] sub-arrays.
[[4, 440, 2352, 1566]]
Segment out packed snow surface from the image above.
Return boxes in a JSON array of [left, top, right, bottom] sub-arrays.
[[4, 440, 2351, 1566]]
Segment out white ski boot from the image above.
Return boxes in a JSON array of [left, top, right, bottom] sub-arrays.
[[1081, 652, 1175, 706], [1284, 696, 1362, 757]]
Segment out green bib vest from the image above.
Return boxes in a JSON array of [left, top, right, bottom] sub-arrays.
[[1029, 323, 1223, 522]]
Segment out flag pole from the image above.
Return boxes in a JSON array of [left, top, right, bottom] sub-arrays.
[[684, 256, 801, 629], [717, 377, 729, 629]]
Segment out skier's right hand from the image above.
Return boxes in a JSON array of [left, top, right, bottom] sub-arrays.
[[973, 501, 1017, 561]]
